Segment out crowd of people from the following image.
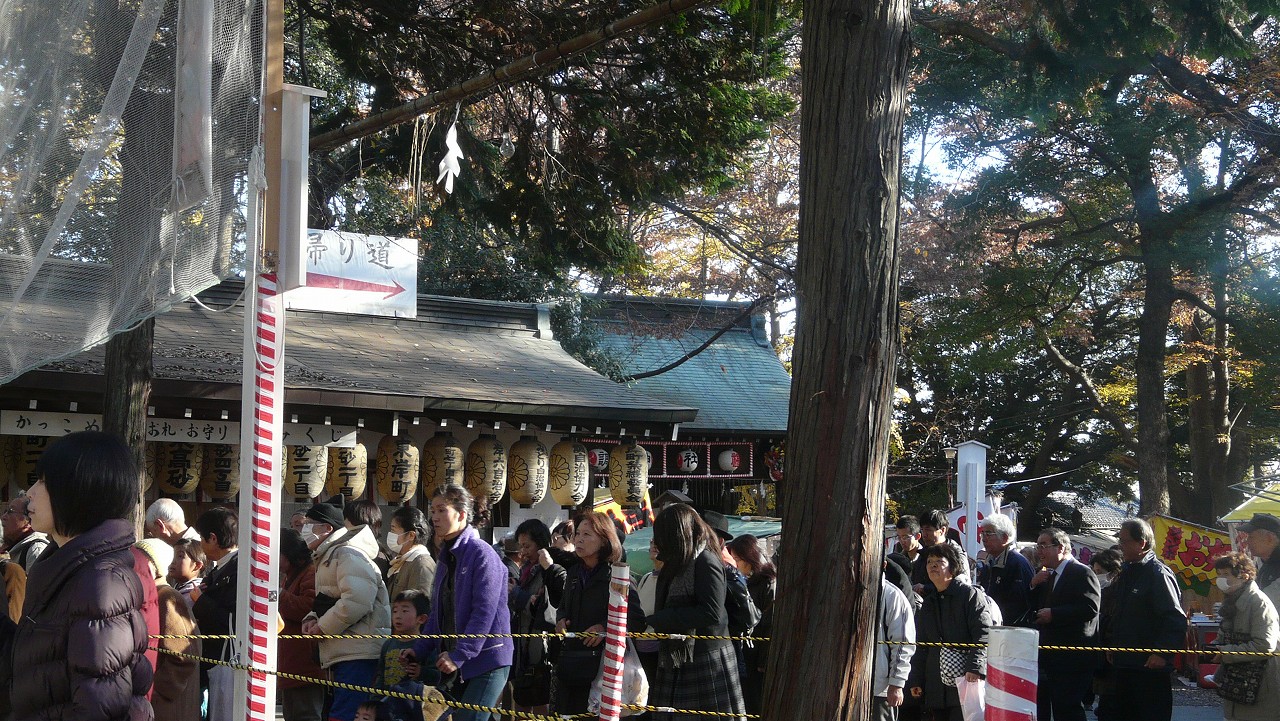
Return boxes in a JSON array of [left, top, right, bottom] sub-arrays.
[[881, 508, 1280, 721], [6, 429, 1279, 721]]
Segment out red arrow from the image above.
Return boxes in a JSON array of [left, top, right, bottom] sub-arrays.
[[306, 273, 407, 299]]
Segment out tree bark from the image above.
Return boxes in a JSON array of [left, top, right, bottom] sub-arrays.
[[762, 0, 910, 717], [1135, 254, 1173, 515]]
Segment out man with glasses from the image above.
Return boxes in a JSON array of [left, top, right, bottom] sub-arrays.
[[1, 492, 49, 572], [1029, 528, 1100, 721], [976, 514, 1034, 625]]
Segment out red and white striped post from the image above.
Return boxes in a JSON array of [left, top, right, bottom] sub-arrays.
[[231, 271, 286, 721], [986, 626, 1039, 721], [598, 563, 632, 721]]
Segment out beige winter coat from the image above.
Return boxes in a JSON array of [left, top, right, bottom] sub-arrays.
[[307, 525, 391, 667], [1219, 580, 1280, 721]]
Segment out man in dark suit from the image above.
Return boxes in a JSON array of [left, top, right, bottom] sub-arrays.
[[1030, 527, 1101, 721]]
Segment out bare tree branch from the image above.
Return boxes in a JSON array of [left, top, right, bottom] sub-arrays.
[[620, 294, 774, 381]]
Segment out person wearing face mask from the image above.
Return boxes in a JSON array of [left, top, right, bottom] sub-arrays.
[[1210, 552, 1280, 721], [386, 506, 436, 604], [301, 496, 344, 551]]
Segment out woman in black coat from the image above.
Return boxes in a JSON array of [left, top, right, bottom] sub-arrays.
[[909, 542, 994, 721], [7, 431, 154, 721], [553, 511, 645, 715], [648, 504, 746, 721]]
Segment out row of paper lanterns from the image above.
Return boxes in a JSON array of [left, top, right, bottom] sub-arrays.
[[0, 433, 651, 509]]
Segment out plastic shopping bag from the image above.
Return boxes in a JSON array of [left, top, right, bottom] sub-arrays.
[[955, 675, 986, 721], [589, 640, 650, 717]]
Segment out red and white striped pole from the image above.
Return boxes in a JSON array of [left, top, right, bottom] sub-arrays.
[[986, 626, 1039, 721], [231, 270, 285, 721], [598, 563, 632, 721]]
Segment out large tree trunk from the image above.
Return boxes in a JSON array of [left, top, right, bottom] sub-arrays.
[[761, 0, 910, 717]]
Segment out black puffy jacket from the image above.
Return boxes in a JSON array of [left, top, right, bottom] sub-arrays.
[[10, 518, 154, 721]]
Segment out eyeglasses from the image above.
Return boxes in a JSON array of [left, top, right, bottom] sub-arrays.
[[980, 530, 1003, 537], [1, 506, 25, 517], [1035, 542, 1060, 549]]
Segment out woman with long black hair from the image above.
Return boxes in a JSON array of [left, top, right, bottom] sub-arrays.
[[647, 503, 746, 721]]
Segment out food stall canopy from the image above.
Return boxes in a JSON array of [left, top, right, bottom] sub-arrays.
[[1220, 482, 1280, 523]]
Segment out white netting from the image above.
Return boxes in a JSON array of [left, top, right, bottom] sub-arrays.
[[0, 0, 263, 381]]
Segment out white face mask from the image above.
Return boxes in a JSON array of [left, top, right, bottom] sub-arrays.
[[301, 523, 318, 544], [1217, 576, 1236, 593], [386, 531, 404, 550]]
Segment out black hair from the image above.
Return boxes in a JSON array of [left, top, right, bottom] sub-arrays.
[[922, 540, 964, 572], [344, 498, 383, 531], [173, 537, 207, 569], [920, 509, 949, 530], [552, 519, 574, 541], [391, 506, 430, 547], [431, 484, 474, 525], [194, 507, 238, 550], [280, 527, 312, 571], [895, 515, 920, 534], [1090, 548, 1123, 574], [393, 589, 431, 617], [33, 431, 138, 537], [515, 518, 553, 550], [653, 503, 715, 582]]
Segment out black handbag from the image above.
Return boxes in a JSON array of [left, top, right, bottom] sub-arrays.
[[1216, 659, 1267, 704], [556, 643, 603, 685]]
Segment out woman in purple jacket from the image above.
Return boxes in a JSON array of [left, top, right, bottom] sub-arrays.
[[7, 431, 154, 721], [407, 484, 513, 721]]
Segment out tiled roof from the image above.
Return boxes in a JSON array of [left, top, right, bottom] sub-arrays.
[[590, 296, 791, 435], [20, 280, 697, 425], [1035, 491, 1135, 531]]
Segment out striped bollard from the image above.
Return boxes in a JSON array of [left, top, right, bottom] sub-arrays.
[[986, 626, 1038, 721], [598, 563, 631, 721]]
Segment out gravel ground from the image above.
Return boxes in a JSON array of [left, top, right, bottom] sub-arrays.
[[1172, 681, 1224, 707]]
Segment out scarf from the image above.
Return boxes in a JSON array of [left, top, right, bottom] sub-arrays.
[[388, 544, 427, 578], [657, 544, 705, 670]]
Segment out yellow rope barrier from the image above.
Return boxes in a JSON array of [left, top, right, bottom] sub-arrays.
[[882, 640, 1271, 656], [149, 631, 771, 642]]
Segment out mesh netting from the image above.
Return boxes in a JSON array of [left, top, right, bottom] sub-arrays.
[[0, 0, 262, 382]]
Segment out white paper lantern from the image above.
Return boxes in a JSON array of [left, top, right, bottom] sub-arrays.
[[676, 448, 700, 473], [325, 444, 368, 499], [588, 447, 610, 472], [287, 445, 330, 500], [158, 442, 203, 495], [465, 434, 507, 507], [421, 433, 464, 499], [200, 443, 240, 499], [375, 435, 420, 503], [718, 449, 741, 473], [509, 436, 549, 507], [608, 439, 647, 509], [549, 438, 590, 509]]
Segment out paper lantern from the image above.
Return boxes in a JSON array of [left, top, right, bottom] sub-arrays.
[[158, 442, 203, 495], [549, 438, 589, 509], [608, 439, 647, 509], [588, 447, 610, 472], [325, 444, 367, 500], [287, 445, 330, 501], [420, 433, 464, 499], [0, 435, 17, 488], [676, 448, 700, 473], [718, 449, 741, 473], [200, 444, 240, 500], [465, 434, 507, 507], [143, 442, 156, 492], [375, 435, 420, 503], [14, 435, 48, 489], [508, 436, 549, 508]]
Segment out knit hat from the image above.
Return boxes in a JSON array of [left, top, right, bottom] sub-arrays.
[[305, 495, 345, 530], [135, 538, 174, 582]]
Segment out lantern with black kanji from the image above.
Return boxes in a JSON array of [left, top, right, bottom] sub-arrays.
[[608, 438, 647, 509], [158, 442, 203, 495], [508, 436, 549, 508], [420, 432, 464, 498], [14, 435, 48, 489], [325, 444, 368, 500], [676, 448, 700, 473], [200, 444, 240, 500], [549, 438, 589, 509], [465, 434, 506, 507], [287, 445, 330, 501], [588, 447, 610, 472], [375, 435, 420, 503]]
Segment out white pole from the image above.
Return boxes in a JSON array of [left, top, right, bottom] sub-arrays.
[[987, 626, 1039, 721]]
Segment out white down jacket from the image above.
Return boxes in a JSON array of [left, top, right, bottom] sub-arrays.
[[308, 525, 391, 667]]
